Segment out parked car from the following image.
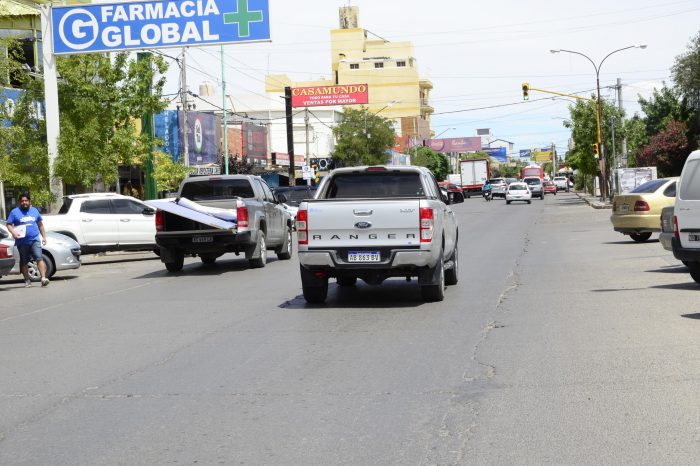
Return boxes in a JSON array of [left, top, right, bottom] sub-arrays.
[[671, 150, 700, 282], [553, 176, 569, 191], [505, 182, 532, 204], [274, 185, 317, 221], [543, 180, 557, 195], [522, 177, 544, 199], [41, 193, 156, 254], [488, 178, 508, 198], [5, 228, 81, 281], [0, 223, 16, 278], [610, 177, 677, 242]]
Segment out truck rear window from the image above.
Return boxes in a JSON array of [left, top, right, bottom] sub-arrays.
[[326, 173, 424, 199], [181, 179, 255, 201]]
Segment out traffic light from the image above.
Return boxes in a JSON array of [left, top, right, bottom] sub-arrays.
[[313, 164, 320, 184], [592, 143, 599, 159], [522, 83, 529, 100]]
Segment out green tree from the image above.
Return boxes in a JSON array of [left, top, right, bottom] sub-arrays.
[[638, 85, 692, 138], [332, 107, 396, 166], [623, 115, 648, 167], [411, 146, 449, 180], [672, 31, 700, 112], [153, 151, 189, 195], [54, 53, 169, 189]]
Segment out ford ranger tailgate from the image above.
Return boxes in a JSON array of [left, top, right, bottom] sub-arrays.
[[306, 199, 422, 248]]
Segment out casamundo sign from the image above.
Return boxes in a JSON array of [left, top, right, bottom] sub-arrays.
[[51, 0, 271, 55]]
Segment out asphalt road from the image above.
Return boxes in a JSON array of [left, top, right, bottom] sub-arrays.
[[1, 193, 698, 465]]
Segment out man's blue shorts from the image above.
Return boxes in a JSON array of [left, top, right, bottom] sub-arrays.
[[17, 240, 43, 266]]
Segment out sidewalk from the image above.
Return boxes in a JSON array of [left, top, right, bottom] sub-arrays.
[[573, 190, 612, 209]]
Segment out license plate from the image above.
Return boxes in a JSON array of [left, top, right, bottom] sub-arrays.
[[689, 234, 700, 242], [348, 251, 381, 262], [620, 205, 629, 213], [192, 236, 213, 243]]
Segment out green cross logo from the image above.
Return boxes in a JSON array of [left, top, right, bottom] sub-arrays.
[[223, 0, 264, 38]]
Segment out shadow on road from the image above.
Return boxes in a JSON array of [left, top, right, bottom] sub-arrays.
[[681, 313, 700, 320], [650, 282, 699, 291], [280, 279, 429, 309], [591, 287, 647, 292], [82, 255, 160, 266], [645, 265, 688, 274], [602, 239, 660, 245], [133, 256, 284, 279]]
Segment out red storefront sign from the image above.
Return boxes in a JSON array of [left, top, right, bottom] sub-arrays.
[[291, 84, 369, 108]]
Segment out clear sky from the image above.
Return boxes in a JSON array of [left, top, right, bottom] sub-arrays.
[[164, 0, 700, 156]]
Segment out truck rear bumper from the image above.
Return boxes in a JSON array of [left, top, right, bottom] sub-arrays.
[[156, 230, 254, 255], [672, 237, 700, 262], [299, 249, 435, 269]]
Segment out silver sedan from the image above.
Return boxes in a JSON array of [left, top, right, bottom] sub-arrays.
[[7, 229, 81, 281]]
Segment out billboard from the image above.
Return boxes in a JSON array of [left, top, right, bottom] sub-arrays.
[[427, 137, 482, 153], [154, 110, 180, 161], [533, 149, 553, 163], [179, 111, 221, 165], [519, 149, 532, 159], [51, 0, 271, 55], [242, 122, 268, 162], [482, 147, 507, 162], [271, 152, 305, 167], [291, 84, 368, 108]]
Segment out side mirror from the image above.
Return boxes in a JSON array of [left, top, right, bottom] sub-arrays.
[[449, 191, 465, 204], [277, 193, 288, 204], [142, 207, 155, 216]]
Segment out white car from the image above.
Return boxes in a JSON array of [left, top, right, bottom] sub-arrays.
[[553, 176, 569, 191], [671, 150, 700, 283], [41, 193, 156, 254], [506, 182, 532, 204]]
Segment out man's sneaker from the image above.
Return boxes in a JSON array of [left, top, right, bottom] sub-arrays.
[[41, 278, 49, 287], [24, 281, 31, 288]]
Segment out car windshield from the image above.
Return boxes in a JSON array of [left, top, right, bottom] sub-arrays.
[[275, 188, 316, 206], [523, 178, 540, 185], [630, 179, 667, 193], [57, 198, 73, 214]]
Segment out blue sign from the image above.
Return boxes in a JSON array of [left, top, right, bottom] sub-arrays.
[[519, 149, 531, 159], [482, 147, 507, 162], [154, 111, 180, 161], [51, 0, 271, 55]]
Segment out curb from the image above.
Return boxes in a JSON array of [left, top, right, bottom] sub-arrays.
[[573, 191, 612, 210]]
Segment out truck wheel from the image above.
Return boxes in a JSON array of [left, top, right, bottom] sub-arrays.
[[688, 262, 700, 284], [300, 266, 328, 303], [276, 226, 293, 260], [421, 256, 445, 302], [630, 232, 652, 243], [445, 242, 459, 286], [336, 276, 357, 286], [165, 252, 184, 272], [249, 232, 267, 268]]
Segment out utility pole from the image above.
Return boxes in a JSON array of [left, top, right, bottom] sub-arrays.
[[221, 45, 228, 175], [551, 142, 556, 180], [305, 108, 311, 186], [617, 78, 627, 168], [181, 49, 190, 168], [284, 86, 295, 186]]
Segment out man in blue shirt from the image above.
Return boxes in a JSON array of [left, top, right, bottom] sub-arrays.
[[6, 193, 49, 287]]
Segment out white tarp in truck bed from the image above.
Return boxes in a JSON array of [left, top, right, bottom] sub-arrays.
[[145, 198, 237, 230]]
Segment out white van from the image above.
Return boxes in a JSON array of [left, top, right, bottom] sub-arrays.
[[673, 150, 700, 283]]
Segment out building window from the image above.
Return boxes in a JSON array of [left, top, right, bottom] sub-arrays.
[[350, 63, 359, 70], [396, 61, 406, 67], [374, 62, 384, 69]]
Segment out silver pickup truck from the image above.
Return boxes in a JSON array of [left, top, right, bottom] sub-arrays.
[[296, 166, 462, 303], [154, 175, 293, 272]]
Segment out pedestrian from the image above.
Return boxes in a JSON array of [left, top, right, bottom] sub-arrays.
[[6, 193, 49, 287]]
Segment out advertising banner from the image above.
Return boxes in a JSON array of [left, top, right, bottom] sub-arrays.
[[154, 110, 180, 161], [242, 122, 268, 162], [51, 0, 271, 55], [519, 149, 531, 159], [482, 147, 507, 162], [533, 149, 553, 163], [617, 167, 657, 193], [272, 152, 305, 167], [291, 84, 369, 108], [427, 137, 482, 153], [178, 111, 221, 166]]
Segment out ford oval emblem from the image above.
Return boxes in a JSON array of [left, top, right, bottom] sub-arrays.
[[355, 221, 372, 229]]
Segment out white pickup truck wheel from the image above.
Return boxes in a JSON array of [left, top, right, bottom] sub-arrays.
[[276, 226, 293, 260], [421, 256, 445, 302], [300, 266, 328, 303], [249, 232, 267, 268]]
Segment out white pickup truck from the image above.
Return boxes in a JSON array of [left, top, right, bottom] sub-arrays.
[[296, 166, 462, 303]]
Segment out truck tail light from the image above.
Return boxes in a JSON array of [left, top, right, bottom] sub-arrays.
[[674, 215, 680, 240], [420, 207, 434, 243], [236, 200, 249, 228], [297, 209, 308, 245], [634, 200, 650, 212], [155, 210, 164, 232]]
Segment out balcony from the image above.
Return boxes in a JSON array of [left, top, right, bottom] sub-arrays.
[[419, 79, 433, 90]]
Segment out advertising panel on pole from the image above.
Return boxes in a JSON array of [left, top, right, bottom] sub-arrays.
[[271, 152, 305, 167], [427, 137, 482, 154], [482, 147, 507, 162], [178, 111, 221, 166], [242, 122, 268, 163], [154, 110, 180, 161], [51, 0, 271, 55], [617, 167, 657, 193], [291, 84, 368, 108], [533, 149, 553, 163], [519, 149, 532, 159]]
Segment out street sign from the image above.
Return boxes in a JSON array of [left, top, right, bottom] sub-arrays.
[[302, 165, 314, 180], [51, 0, 271, 55]]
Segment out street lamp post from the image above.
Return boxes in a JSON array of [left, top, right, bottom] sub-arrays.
[[550, 45, 646, 200], [365, 100, 400, 157]]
